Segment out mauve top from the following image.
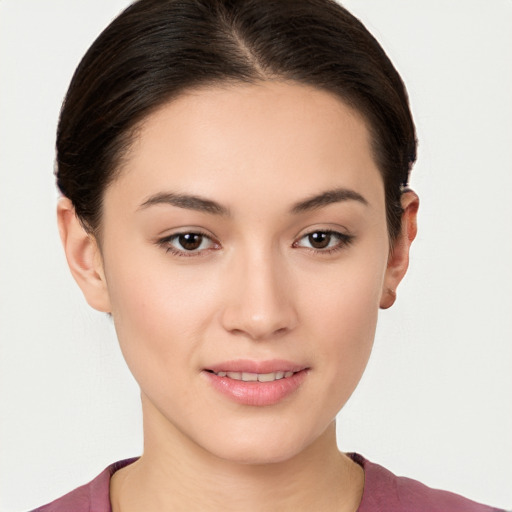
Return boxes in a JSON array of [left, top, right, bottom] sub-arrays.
[[30, 453, 506, 512]]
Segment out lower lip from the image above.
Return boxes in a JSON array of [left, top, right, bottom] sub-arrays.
[[203, 370, 308, 406]]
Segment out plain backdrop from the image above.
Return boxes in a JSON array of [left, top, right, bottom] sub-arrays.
[[0, 1, 511, 511]]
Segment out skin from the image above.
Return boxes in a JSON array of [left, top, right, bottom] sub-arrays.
[[58, 81, 418, 511]]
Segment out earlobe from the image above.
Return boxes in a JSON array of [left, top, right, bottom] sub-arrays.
[[57, 197, 111, 313], [380, 190, 419, 309]]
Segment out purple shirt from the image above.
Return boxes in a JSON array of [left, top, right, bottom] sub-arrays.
[[31, 453, 506, 511]]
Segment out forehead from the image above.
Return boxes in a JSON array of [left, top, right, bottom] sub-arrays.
[[109, 81, 384, 212]]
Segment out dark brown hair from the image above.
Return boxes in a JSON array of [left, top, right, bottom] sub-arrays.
[[56, 0, 417, 240]]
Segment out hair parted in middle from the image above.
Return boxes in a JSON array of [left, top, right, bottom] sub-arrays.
[[56, 0, 417, 241]]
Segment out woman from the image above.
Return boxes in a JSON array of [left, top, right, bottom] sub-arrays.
[[1, 0, 508, 510]]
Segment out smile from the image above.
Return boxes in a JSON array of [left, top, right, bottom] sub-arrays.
[[204, 364, 308, 406], [208, 370, 296, 382]]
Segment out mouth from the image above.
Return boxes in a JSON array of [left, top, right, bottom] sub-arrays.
[[205, 370, 296, 382], [203, 361, 309, 406]]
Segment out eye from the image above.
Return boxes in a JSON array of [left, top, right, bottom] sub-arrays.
[[159, 231, 219, 256], [175, 233, 208, 251], [294, 230, 353, 253]]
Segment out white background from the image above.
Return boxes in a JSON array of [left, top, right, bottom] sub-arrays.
[[0, 1, 511, 511]]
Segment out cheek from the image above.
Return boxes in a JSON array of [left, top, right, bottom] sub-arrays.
[[303, 251, 386, 397], [315, 285, 379, 378], [308, 250, 384, 337], [103, 254, 218, 378]]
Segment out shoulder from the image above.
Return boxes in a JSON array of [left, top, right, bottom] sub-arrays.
[[29, 458, 138, 512], [349, 453, 506, 512]]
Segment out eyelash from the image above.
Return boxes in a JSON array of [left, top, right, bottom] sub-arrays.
[[293, 229, 355, 255], [157, 229, 354, 257], [158, 230, 219, 258]]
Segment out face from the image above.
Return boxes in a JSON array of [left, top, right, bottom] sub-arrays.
[[75, 82, 405, 464]]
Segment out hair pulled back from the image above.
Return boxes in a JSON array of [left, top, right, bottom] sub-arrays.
[[56, 0, 417, 240]]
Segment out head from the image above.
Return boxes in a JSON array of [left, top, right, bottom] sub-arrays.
[[57, 0, 418, 464], [57, 0, 416, 243]]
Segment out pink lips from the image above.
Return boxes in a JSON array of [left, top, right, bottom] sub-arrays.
[[203, 359, 309, 406]]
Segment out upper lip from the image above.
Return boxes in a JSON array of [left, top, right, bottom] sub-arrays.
[[205, 359, 308, 374]]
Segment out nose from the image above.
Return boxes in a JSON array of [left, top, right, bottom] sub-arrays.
[[220, 246, 298, 341]]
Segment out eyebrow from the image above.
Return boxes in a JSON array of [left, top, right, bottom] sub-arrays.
[[139, 192, 229, 215], [290, 187, 368, 214], [138, 187, 367, 216]]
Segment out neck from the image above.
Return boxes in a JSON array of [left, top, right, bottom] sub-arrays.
[[111, 398, 364, 512]]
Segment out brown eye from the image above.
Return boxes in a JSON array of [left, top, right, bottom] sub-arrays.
[[159, 231, 219, 256], [308, 231, 331, 249], [178, 233, 204, 251], [294, 229, 354, 253]]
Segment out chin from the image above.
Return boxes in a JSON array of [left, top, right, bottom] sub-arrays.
[[196, 421, 321, 467], [213, 441, 305, 466]]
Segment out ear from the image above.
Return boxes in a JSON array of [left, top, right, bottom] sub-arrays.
[[57, 197, 111, 313], [380, 190, 419, 309]]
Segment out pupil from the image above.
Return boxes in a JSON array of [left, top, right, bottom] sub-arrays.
[[309, 232, 330, 249], [179, 233, 202, 250]]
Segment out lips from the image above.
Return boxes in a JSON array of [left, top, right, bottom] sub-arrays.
[[205, 359, 307, 375], [203, 360, 309, 406], [208, 370, 295, 382]]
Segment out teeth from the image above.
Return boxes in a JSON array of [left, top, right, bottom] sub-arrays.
[[258, 373, 276, 382], [214, 370, 296, 382]]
